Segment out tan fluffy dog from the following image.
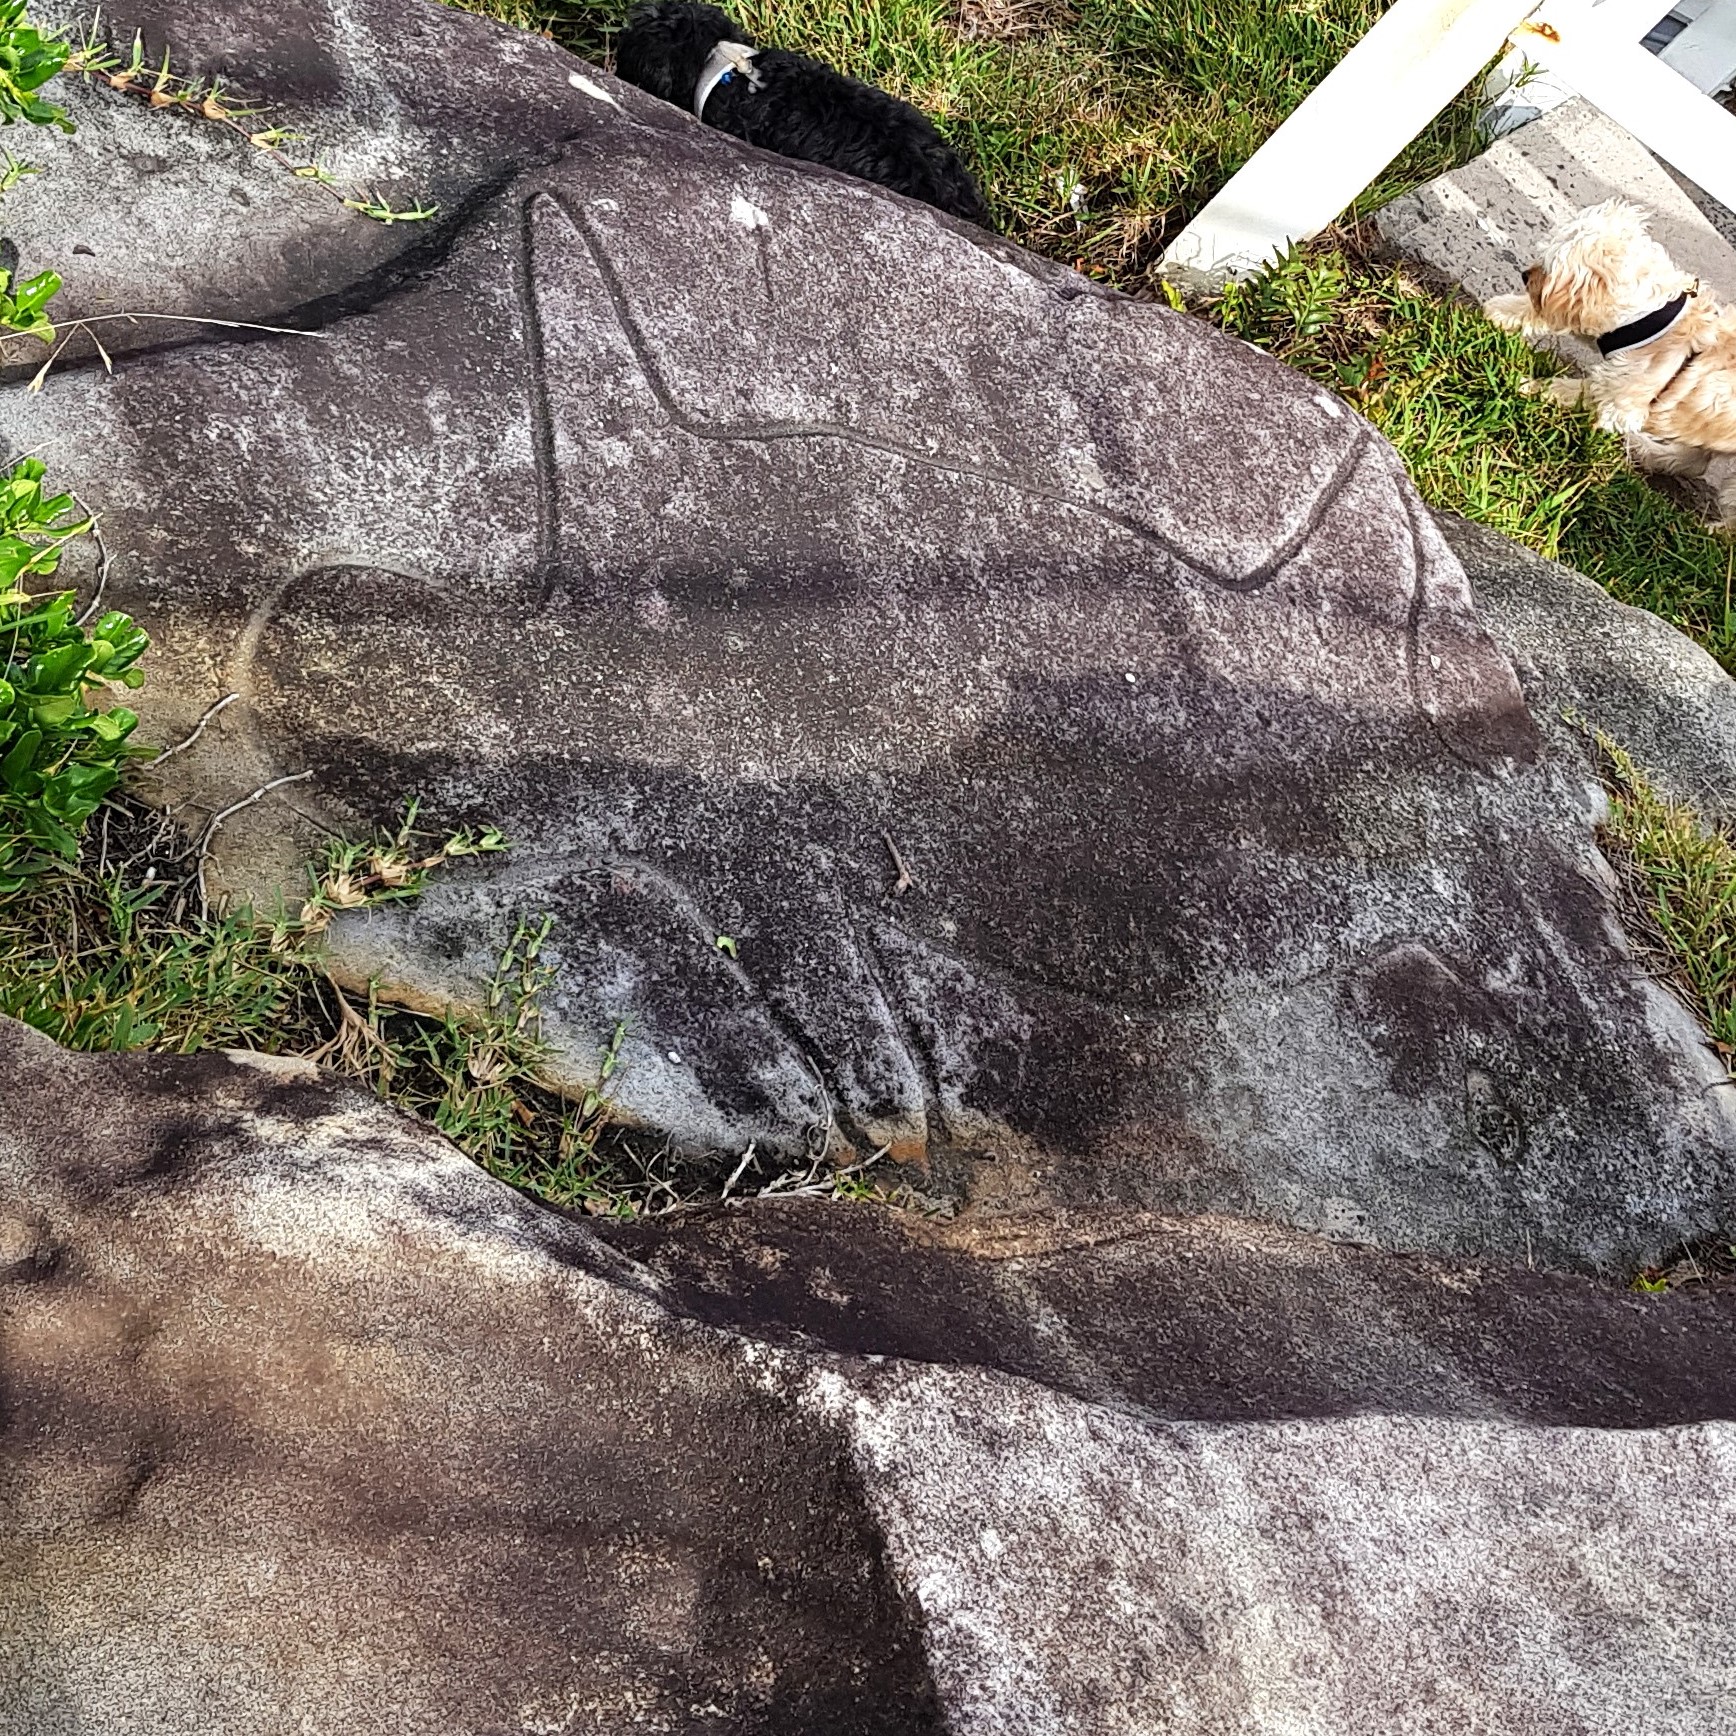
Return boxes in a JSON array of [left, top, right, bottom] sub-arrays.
[[1484, 198, 1736, 522]]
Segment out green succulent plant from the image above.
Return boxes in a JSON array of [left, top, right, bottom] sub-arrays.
[[0, 0, 70, 132], [0, 459, 148, 893]]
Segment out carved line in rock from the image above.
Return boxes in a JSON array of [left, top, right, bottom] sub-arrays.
[[444, 842, 1510, 1175], [528, 189, 1382, 596], [221, 558, 1464, 1051], [1398, 488, 1510, 776], [382, 837, 977, 1154], [215, 564, 942, 1159], [220, 558, 445, 832], [206, 576, 1559, 1174], [517, 190, 564, 597], [217, 571, 853, 1160], [212, 578, 1525, 1167], [392, 833, 1475, 1041], [221, 565, 1530, 1081], [855, 918, 956, 1150]]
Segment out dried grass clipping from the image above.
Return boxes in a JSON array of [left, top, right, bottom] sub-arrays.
[[956, 0, 1072, 42]]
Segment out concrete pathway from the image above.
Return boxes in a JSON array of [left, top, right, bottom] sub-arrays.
[[1377, 96, 1736, 302]]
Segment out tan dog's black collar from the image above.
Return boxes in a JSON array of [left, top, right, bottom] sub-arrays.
[[1597, 289, 1693, 357]]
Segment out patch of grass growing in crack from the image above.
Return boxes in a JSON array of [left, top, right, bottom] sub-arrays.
[[1588, 742, 1736, 1292], [0, 793, 913, 1215], [0, 795, 642, 1206], [1597, 741, 1736, 1071]]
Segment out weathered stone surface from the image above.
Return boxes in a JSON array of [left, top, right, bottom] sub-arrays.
[[5, 1018, 1736, 1734], [603, 1193, 1736, 1427], [4, 0, 1734, 1272], [13, 0, 629, 351], [1443, 512, 1736, 826]]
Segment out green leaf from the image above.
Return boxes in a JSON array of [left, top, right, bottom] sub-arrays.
[[0, 455, 148, 894], [0, 727, 41, 790], [27, 641, 91, 691], [82, 708, 135, 744], [29, 694, 78, 727]]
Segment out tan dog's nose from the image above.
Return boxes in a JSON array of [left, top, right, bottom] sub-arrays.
[[1522, 264, 1541, 291]]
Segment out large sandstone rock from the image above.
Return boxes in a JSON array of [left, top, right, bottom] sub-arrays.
[[3, 0, 1733, 1272], [4, 1017, 1735, 1734]]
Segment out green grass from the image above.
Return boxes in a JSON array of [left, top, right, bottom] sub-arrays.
[[0, 793, 906, 1214], [1205, 244, 1736, 670], [449, 0, 1484, 282], [0, 796, 665, 1213], [1600, 741, 1736, 1066], [1599, 740, 1736, 1289]]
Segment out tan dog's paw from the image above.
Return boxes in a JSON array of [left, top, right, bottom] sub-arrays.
[[1596, 402, 1648, 436], [1483, 293, 1533, 333], [1625, 433, 1711, 478], [1519, 376, 1586, 407]]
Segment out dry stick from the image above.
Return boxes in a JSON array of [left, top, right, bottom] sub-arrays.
[[60, 311, 323, 336], [144, 692, 239, 768], [73, 507, 113, 627], [721, 1139, 759, 1199], [801, 1051, 838, 1160], [756, 1143, 891, 1199], [192, 769, 314, 917], [20, 312, 325, 391], [880, 828, 918, 897]]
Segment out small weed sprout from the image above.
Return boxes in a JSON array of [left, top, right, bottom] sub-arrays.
[[0, 142, 39, 194], [1207, 244, 1348, 360], [0, 260, 59, 342], [68, 17, 438, 224]]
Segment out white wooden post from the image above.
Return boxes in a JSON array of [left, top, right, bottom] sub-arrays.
[[1159, 0, 1542, 280], [1514, 0, 1736, 214]]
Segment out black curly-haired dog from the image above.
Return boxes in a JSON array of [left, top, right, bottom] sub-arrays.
[[613, 1, 992, 227]]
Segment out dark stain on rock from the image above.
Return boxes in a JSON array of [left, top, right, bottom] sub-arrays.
[[601, 1196, 1736, 1429]]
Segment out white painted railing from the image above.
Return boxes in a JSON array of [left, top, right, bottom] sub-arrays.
[[1161, 0, 1736, 281]]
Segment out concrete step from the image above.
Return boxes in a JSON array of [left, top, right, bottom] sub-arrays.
[[1377, 96, 1736, 306]]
